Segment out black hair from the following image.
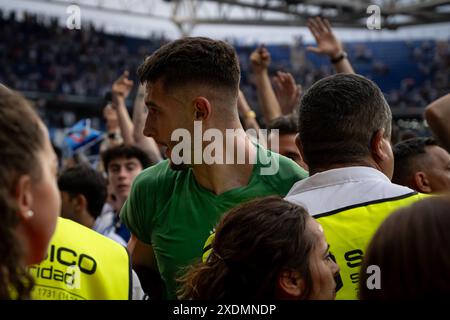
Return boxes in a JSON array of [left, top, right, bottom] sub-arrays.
[[101, 145, 152, 172], [137, 37, 240, 95], [298, 73, 391, 172], [58, 165, 107, 219], [392, 137, 437, 186], [267, 115, 298, 135], [178, 197, 315, 300]]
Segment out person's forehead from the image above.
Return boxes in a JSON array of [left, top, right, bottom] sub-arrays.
[[145, 80, 167, 95], [144, 81, 159, 100], [427, 145, 450, 165], [108, 157, 141, 166], [40, 133, 58, 166], [59, 190, 70, 199], [145, 81, 154, 93], [271, 133, 298, 150], [308, 218, 323, 234], [277, 133, 297, 144], [145, 80, 180, 107], [306, 217, 326, 246]]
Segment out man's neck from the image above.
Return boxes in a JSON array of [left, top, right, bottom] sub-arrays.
[[309, 159, 381, 176], [115, 198, 127, 215], [79, 212, 95, 229], [191, 126, 257, 195]]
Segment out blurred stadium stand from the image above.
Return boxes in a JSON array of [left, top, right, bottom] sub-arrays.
[[0, 8, 449, 143]]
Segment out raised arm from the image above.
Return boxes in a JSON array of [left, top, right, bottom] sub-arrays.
[[132, 84, 163, 164], [111, 71, 135, 145], [237, 89, 261, 132], [99, 104, 124, 154], [272, 71, 302, 115], [424, 94, 450, 152], [250, 46, 282, 123], [306, 17, 355, 74]]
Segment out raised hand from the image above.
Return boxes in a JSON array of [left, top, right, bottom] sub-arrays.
[[306, 17, 343, 59], [112, 70, 134, 106], [272, 71, 302, 115], [250, 46, 271, 74]]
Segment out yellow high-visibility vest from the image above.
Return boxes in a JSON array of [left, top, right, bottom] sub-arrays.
[[29, 217, 131, 300], [316, 192, 427, 300]]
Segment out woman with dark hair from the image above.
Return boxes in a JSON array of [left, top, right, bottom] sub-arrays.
[[359, 196, 450, 300], [178, 197, 340, 300], [0, 85, 60, 299]]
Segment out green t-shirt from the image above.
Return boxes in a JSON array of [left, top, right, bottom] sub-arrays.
[[120, 146, 307, 299]]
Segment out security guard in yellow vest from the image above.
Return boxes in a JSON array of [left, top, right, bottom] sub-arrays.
[[28, 217, 131, 300], [284, 74, 431, 300]]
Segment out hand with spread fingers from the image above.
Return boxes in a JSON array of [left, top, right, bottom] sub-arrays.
[[306, 17, 343, 59], [272, 71, 302, 115], [306, 16, 354, 73]]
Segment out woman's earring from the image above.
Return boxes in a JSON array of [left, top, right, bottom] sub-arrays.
[[24, 210, 34, 219]]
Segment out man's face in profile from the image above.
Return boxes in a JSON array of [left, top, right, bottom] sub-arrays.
[[144, 80, 193, 171]]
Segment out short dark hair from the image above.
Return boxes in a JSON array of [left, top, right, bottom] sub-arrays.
[[392, 137, 437, 186], [178, 197, 315, 300], [359, 196, 450, 300], [101, 145, 152, 172], [137, 37, 240, 94], [298, 74, 392, 172], [267, 115, 298, 135], [58, 165, 107, 219]]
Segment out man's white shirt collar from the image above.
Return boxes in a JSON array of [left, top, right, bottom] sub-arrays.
[[285, 166, 415, 216]]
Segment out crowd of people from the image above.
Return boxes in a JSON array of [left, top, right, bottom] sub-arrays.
[[1, 10, 449, 131], [0, 11, 166, 98], [1, 11, 450, 302]]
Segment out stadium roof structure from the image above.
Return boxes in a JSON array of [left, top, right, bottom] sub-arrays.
[[30, 0, 450, 35]]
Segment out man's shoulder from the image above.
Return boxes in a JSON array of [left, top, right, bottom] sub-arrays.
[[285, 175, 418, 216], [56, 217, 127, 252]]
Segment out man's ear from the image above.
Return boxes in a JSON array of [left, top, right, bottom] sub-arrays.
[[73, 194, 87, 213], [193, 97, 211, 121], [295, 134, 309, 171], [15, 174, 33, 220], [413, 171, 432, 193], [277, 269, 305, 299], [371, 129, 390, 161]]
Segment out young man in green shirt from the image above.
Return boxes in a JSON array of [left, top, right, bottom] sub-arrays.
[[121, 37, 307, 299]]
